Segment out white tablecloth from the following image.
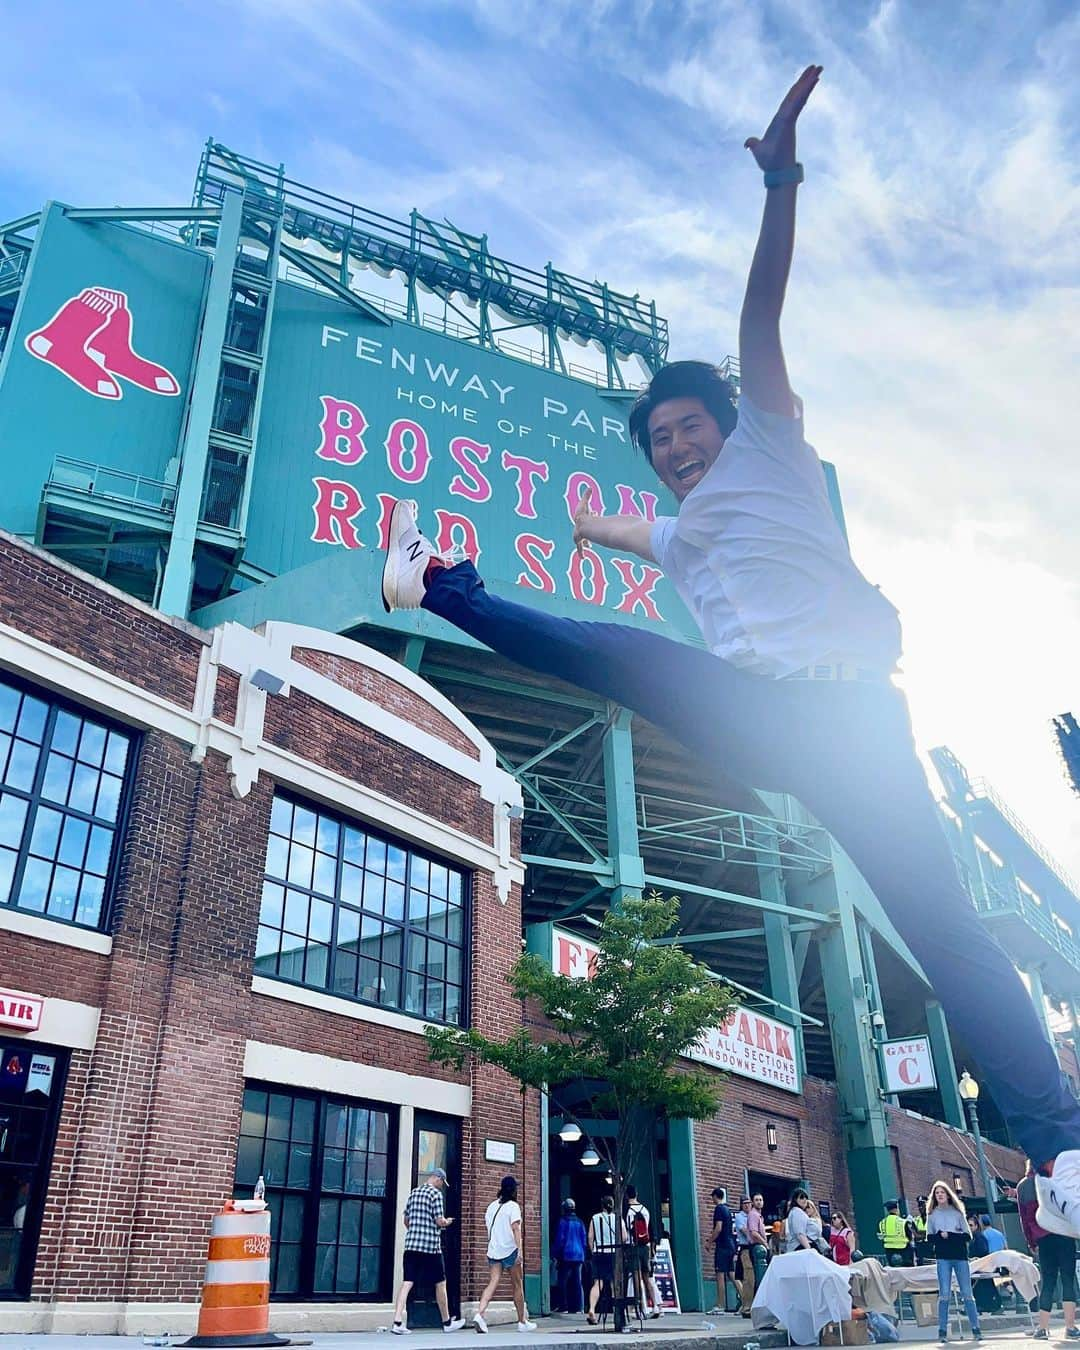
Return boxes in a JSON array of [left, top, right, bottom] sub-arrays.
[[751, 1249, 854, 1345]]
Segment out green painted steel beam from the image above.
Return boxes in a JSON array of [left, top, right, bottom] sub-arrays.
[[653, 927, 766, 945], [513, 713, 606, 777], [278, 242, 392, 325], [401, 636, 426, 673], [63, 206, 221, 223], [520, 854, 613, 880], [158, 189, 244, 616], [429, 666, 601, 711], [497, 755, 606, 864], [603, 707, 645, 911], [642, 872, 833, 926], [925, 999, 965, 1129], [0, 213, 40, 237], [548, 884, 609, 921], [758, 834, 807, 1078], [667, 1119, 704, 1312]]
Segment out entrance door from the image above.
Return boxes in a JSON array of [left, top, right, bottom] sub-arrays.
[[747, 1170, 797, 1234], [0, 1042, 67, 1298], [411, 1112, 462, 1323]]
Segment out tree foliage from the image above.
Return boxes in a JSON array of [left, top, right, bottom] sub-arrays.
[[426, 895, 736, 1322]]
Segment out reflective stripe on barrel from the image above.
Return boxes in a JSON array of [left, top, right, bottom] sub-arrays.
[[194, 1205, 272, 1342]]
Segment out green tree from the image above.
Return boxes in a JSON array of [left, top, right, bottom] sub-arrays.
[[426, 894, 736, 1329]]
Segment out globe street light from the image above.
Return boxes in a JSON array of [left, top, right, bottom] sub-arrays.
[[958, 1071, 999, 1217]]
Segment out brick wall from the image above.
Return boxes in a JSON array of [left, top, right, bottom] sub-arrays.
[[0, 533, 520, 1313]]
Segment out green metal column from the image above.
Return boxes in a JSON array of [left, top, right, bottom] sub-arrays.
[[667, 1118, 704, 1312], [602, 706, 645, 911], [925, 999, 965, 1128], [857, 920, 896, 1105], [1025, 965, 1055, 1044], [789, 863, 896, 1255], [159, 188, 243, 617], [758, 846, 806, 1078], [524, 921, 552, 1313]]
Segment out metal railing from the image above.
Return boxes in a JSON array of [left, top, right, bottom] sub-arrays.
[[278, 264, 648, 392], [200, 455, 246, 529], [964, 853, 1080, 972], [0, 251, 27, 291], [968, 776, 1080, 899], [46, 456, 176, 513]]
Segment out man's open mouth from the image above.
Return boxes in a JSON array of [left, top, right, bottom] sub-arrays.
[[674, 460, 705, 482]]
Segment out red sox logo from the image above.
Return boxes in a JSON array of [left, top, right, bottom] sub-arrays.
[[25, 286, 180, 401]]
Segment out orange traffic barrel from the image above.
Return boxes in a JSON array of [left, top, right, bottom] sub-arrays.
[[184, 1200, 289, 1347]]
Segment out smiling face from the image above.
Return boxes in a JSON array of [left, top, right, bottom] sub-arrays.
[[646, 396, 726, 501]]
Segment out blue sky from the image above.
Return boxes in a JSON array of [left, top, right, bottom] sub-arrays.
[[4, 0, 1080, 875]]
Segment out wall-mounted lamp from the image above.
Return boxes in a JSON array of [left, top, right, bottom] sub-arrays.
[[953, 1175, 964, 1195], [503, 801, 525, 820], [766, 1122, 778, 1153], [558, 1120, 583, 1143], [249, 668, 286, 696]]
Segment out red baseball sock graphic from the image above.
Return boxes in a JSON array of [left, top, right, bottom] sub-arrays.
[[85, 288, 180, 396], [24, 289, 122, 399]]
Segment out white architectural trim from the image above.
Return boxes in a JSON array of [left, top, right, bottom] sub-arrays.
[[252, 975, 429, 1039], [0, 904, 112, 956], [0, 616, 523, 901], [35, 996, 100, 1050], [244, 1040, 471, 1117]]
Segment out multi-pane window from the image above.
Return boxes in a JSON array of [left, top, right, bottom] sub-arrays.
[[234, 1084, 395, 1300], [0, 677, 132, 929], [255, 796, 467, 1026]]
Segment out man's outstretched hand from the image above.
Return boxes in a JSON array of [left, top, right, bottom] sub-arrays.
[[744, 65, 822, 173]]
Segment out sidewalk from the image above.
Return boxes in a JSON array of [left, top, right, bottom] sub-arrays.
[[0, 1308, 1053, 1350]]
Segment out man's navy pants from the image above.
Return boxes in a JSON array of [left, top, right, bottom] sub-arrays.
[[424, 561, 1080, 1165]]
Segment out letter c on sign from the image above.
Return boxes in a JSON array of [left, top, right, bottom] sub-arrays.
[[898, 1057, 920, 1086]]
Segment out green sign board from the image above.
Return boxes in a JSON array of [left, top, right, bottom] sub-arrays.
[[249, 282, 698, 642]]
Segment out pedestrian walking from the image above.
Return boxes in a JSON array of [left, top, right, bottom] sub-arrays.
[[735, 1196, 754, 1313], [624, 1185, 664, 1319], [926, 1181, 981, 1344], [391, 1167, 465, 1335], [553, 1198, 587, 1316], [473, 1176, 536, 1333], [709, 1186, 737, 1312], [746, 1192, 771, 1297], [1019, 1161, 1080, 1341], [380, 61, 1080, 1242], [586, 1195, 627, 1325]]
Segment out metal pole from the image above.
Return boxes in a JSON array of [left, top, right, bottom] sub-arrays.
[[964, 1098, 999, 1218]]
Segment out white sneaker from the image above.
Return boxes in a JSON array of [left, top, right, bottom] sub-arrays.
[[443, 1318, 466, 1332], [391, 1322, 410, 1335], [1035, 1152, 1080, 1238], [381, 499, 437, 612], [517, 1321, 537, 1331], [473, 1313, 488, 1333]]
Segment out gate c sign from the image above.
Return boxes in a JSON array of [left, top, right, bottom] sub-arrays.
[[881, 1036, 937, 1093]]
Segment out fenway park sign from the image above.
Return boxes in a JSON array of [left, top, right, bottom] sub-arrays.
[[552, 928, 801, 1094]]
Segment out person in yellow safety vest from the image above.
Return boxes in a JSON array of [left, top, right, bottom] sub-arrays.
[[878, 1200, 910, 1267]]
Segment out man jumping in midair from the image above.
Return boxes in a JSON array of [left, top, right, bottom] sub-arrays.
[[380, 66, 1080, 1235]]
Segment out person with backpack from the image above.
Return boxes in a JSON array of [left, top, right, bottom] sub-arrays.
[[1019, 1160, 1079, 1341], [473, 1176, 536, 1333], [625, 1185, 664, 1319], [552, 1198, 587, 1317]]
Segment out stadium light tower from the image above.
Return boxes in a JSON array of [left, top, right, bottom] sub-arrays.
[[1053, 713, 1080, 797]]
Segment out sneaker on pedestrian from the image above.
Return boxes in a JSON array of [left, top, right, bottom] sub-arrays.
[[938, 1338, 948, 1345], [473, 1313, 488, 1334], [443, 1318, 466, 1333], [972, 1331, 982, 1341], [1064, 1329, 1080, 1340], [1035, 1151, 1080, 1239], [1032, 1330, 1048, 1341], [708, 1306, 724, 1315], [517, 1321, 537, 1332], [391, 1322, 410, 1335], [381, 499, 439, 613]]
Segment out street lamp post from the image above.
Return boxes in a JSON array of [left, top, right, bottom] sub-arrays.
[[958, 1071, 998, 1217]]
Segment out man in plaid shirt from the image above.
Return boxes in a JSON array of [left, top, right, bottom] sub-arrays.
[[392, 1167, 465, 1334]]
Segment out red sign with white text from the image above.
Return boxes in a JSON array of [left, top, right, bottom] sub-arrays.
[[551, 928, 801, 1094], [0, 988, 44, 1033]]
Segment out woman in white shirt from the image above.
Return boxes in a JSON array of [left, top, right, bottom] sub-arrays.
[[784, 1189, 824, 1253], [473, 1177, 536, 1333], [586, 1196, 629, 1325]]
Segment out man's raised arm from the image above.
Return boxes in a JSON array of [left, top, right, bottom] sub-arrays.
[[739, 64, 822, 417], [572, 491, 657, 562]]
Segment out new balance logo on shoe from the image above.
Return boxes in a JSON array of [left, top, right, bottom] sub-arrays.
[[407, 539, 425, 562]]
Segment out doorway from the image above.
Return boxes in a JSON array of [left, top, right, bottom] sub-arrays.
[[411, 1111, 462, 1324], [0, 1042, 67, 1298], [747, 1170, 799, 1229]]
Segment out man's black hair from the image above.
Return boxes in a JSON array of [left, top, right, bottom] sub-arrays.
[[625, 1184, 638, 1199], [628, 360, 738, 465]]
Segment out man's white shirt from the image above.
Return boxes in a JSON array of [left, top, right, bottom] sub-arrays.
[[650, 394, 901, 678]]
